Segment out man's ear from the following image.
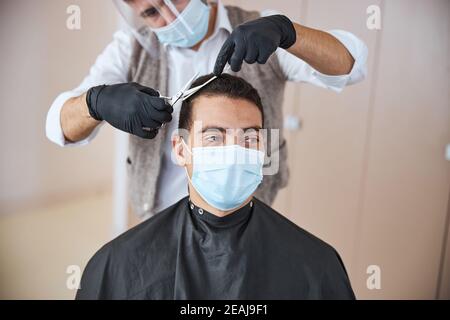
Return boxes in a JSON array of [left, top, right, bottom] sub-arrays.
[[172, 134, 188, 167]]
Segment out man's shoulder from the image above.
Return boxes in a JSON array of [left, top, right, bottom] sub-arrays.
[[108, 197, 187, 252], [253, 198, 355, 299], [253, 198, 339, 259], [85, 197, 187, 272], [77, 198, 188, 299]]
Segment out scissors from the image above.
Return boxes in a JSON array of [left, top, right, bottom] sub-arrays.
[[142, 65, 231, 132]]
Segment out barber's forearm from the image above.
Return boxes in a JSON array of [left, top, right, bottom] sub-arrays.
[[287, 23, 355, 76], [61, 92, 101, 143]]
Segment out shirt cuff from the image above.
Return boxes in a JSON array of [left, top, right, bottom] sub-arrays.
[[311, 30, 368, 93], [45, 91, 103, 147]]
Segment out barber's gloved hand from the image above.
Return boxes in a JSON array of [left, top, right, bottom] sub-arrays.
[[214, 15, 296, 75], [86, 83, 173, 139]]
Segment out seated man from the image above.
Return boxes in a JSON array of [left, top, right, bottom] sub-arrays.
[[76, 74, 355, 300]]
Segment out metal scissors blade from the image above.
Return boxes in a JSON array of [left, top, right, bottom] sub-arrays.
[[182, 75, 218, 100], [177, 65, 233, 101], [160, 71, 199, 106]]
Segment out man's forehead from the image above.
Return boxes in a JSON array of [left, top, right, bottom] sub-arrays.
[[190, 95, 263, 128]]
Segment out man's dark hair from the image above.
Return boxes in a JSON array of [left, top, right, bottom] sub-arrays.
[[178, 73, 264, 131]]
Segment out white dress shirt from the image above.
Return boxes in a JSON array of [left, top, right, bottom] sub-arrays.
[[46, 1, 368, 213]]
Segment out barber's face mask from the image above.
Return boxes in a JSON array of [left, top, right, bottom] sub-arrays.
[[183, 142, 264, 211], [151, 0, 211, 48]]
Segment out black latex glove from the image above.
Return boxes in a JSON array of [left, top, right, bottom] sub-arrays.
[[86, 83, 173, 139], [214, 15, 296, 75]]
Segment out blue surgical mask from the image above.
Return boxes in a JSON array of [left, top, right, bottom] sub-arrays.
[[151, 0, 211, 48], [183, 143, 264, 211]]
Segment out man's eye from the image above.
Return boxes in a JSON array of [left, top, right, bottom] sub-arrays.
[[206, 135, 219, 142], [142, 7, 159, 18]]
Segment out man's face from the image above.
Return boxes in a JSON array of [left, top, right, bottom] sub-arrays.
[[126, 0, 190, 28], [174, 95, 264, 174]]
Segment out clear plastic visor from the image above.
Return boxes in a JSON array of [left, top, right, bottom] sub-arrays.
[[114, 0, 212, 55]]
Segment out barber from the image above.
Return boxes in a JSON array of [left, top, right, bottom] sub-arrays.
[[46, 0, 367, 218]]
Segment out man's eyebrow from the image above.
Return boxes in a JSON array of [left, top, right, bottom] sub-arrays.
[[242, 126, 262, 132], [200, 126, 262, 133], [201, 126, 227, 133]]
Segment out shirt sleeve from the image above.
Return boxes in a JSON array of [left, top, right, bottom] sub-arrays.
[[45, 29, 133, 147], [260, 10, 368, 93]]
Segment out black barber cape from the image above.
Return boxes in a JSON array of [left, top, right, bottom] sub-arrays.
[[76, 197, 355, 299]]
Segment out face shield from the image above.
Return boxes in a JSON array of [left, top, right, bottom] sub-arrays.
[[113, 0, 211, 55]]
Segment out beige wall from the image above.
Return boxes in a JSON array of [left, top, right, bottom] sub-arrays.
[[0, 0, 119, 299], [0, 0, 117, 215], [0, 0, 449, 299], [229, 0, 450, 299]]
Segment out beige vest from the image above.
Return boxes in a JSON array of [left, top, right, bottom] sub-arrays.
[[127, 5, 289, 217]]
